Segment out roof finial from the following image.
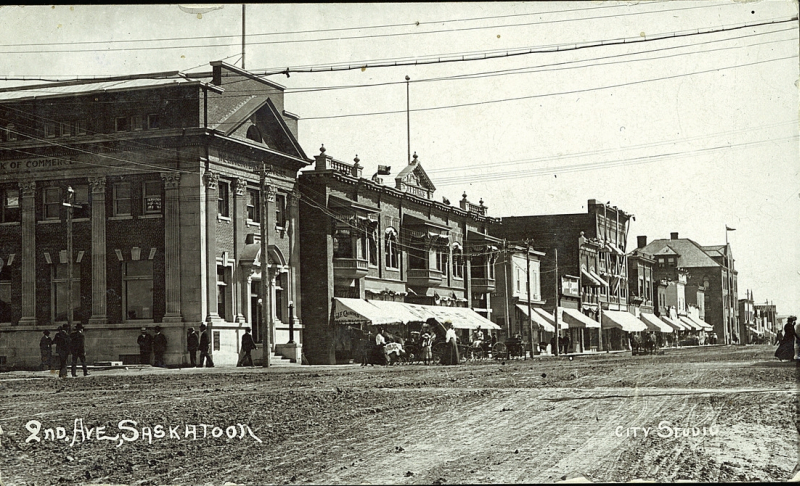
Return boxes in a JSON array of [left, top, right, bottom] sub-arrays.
[[411, 152, 418, 165], [354, 154, 360, 164], [479, 198, 484, 207], [319, 144, 326, 154], [462, 191, 468, 200]]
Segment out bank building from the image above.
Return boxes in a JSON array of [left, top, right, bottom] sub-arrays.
[[0, 62, 307, 367]]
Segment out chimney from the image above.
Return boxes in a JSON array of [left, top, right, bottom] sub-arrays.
[[670, 232, 679, 240], [637, 235, 647, 249], [211, 61, 223, 86]]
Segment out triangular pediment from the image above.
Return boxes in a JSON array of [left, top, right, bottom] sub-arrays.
[[214, 98, 307, 160], [395, 154, 436, 198]]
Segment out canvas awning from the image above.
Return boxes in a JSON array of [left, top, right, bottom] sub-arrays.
[[679, 316, 702, 331], [660, 316, 686, 331], [639, 313, 674, 333], [534, 307, 570, 331], [602, 310, 648, 332], [516, 304, 555, 333], [589, 269, 609, 287], [559, 307, 601, 329], [686, 316, 714, 331], [581, 269, 605, 287], [333, 298, 500, 330]]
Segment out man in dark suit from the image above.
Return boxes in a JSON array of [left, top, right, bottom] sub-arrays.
[[237, 327, 257, 367], [137, 327, 153, 365], [53, 326, 70, 378], [153, 326, 167, 368], [70, 323, 88, 377], [199, 324, 214, 368], [39, 330, 53, 371], [186, 327, 199, 367]]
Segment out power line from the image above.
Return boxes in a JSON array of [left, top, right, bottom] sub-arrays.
[[0, 3, 742, 54], [299, 53, 797, 121], [0, 2, 663, 48]]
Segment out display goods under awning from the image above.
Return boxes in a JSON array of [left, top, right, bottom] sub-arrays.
[[333, 298, 500, 330]]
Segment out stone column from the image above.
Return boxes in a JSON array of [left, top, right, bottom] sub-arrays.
[[232, 178, 247, 324], [19, 180, 36, 326], [204, 171, 220, 322], [287, 188, 300, 325], [161, 172, 183, 322], [88, 177, 108, 324]]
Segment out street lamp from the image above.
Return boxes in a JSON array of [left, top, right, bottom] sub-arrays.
[[288, 300, 295, 344], [62, 186, 82, 330]]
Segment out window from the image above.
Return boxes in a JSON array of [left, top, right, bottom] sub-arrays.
[[5, 124, 17, 141], [1, 188, 19, 223], [75, 120, 87, 136], [367, 229, 378, 267], [131, 115, 143, 131], [124, 260, 153, 320], [452, 245, 464, 279], [52, 263, 80, 322], [143, 180, 162, 214], [658, 258, 665, 268], [115, 117, 129, 132], [274, 194, 286, 228], [436, 247, 449, 277], [516, 268, 521, 292], [246, 125, 262, 143], [147, 114, 160, 130], [113, 182, 131, 216], [0, 265, 11, 322], [275, 273, 285, 323], [60, 123, 72, 138], [408, 238, 426, 270], [333, 228, 353, 259], [218, 181, 230, 217], [667, 257, 675, 267], [246, 189, 260, 222], [71, 184, 90, 219], [217, 265, 228, 320], [44, 123, 57, 139], [385, 228, 399, 269], [43, 187, 61, 220]]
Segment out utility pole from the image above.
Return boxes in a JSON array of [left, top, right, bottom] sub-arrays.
[[405, 75, 411, 164], [525, 239, 536, 357], [257, 163, 272, 367], [241, 4, 246, 69], [553, 247, 559, 356], [63, 186, 81, 330], [502, 239, 510, 340]]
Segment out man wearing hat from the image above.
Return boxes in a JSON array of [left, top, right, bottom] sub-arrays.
[[199, 324, 214, 368], [53, 325, 71, 378], [237, 327, 257, 367], [70, 324, 88, 377], [153, 325, 167, 368], [39, 330, 53, 371], [186, 327, 199, 367], [137, 327, 153, 366]]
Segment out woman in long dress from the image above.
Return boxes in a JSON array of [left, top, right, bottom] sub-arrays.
[[442, 321, 460, 365], [774, 317, 796, 361]]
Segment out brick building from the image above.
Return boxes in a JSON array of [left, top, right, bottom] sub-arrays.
[[489, 200, 634, 352], [639, 232, 738, 343], [298, 150, 500, 365], [0, 62, 308, 368]]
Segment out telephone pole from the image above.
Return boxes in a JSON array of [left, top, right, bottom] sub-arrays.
[[257, 163, 272, 367], [525, 239, 536, 357], [553, 247, 559, 356], [63, 186, 81, 330]]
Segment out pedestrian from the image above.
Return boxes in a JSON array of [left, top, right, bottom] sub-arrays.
[[186, 327, 199, 367], [153, 326, 167, 368], [420, 329, 433, 365], [441, 321, 460, 366], [375, 326, 388, 366], [564, 335, 571, 354], [70, 323, 88, 377], [53, 325, 71, 378], [792, 316, 800, 362], [774, 317, 796, 361], [137, 327, 153, 365], [199, 324, 214, 367], [39, 330, 53, 371], [237, 327, 257, 367], [549, 335, 556, 355]]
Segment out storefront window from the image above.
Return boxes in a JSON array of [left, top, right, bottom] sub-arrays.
[[124, 260, 152, 320], [52, 263, 80, 322]]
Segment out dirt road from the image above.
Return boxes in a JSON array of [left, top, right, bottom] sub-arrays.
[[0, 345, 796, 485]]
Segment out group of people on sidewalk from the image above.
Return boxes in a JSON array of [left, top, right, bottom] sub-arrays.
[[38, 323, 88, 378], [137, 326, 169, 367]]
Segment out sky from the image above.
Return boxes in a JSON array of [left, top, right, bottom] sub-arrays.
[[1, 2, 798, 314]]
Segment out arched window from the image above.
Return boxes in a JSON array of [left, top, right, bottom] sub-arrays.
[[246, 125, 263, 143], [384, 228, 398, 269]]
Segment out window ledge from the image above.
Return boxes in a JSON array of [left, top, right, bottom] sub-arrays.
[[109, 215, 133, 221], [37, 219, 61, 224], [72, 218, 90, 223], [246, 220, 261, 227], [217, 215, 232, 223], [140, 214, 163, 219], [124, 319, 155, 325], [0, 221, 20, 226]]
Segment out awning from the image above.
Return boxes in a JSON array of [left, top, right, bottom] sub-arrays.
[[516, 304, 555, 333], [660, 316, 686, 331], [581, 269, 604, 287], [333, 298, 500, 330], [534, 307, 569, 331], [639, 313, 673, 333], [686, 316, 714, 331], [679, 316, 702, 331], [589, 269, 609, 287], [606, 242, 624, 255], [747, 326, 763, 335], [602, 310, 648, 332], [560, 307, 601, 329]]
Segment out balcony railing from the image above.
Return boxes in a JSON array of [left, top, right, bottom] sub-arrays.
[[471, 277, 496, 293], [333, 258, 369, 280], [407, 268, 443, 288]]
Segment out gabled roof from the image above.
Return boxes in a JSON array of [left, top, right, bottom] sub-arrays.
[[642, 238, 721, 268], [395, 153, 436, 192], [213, 97, 306, 160]]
